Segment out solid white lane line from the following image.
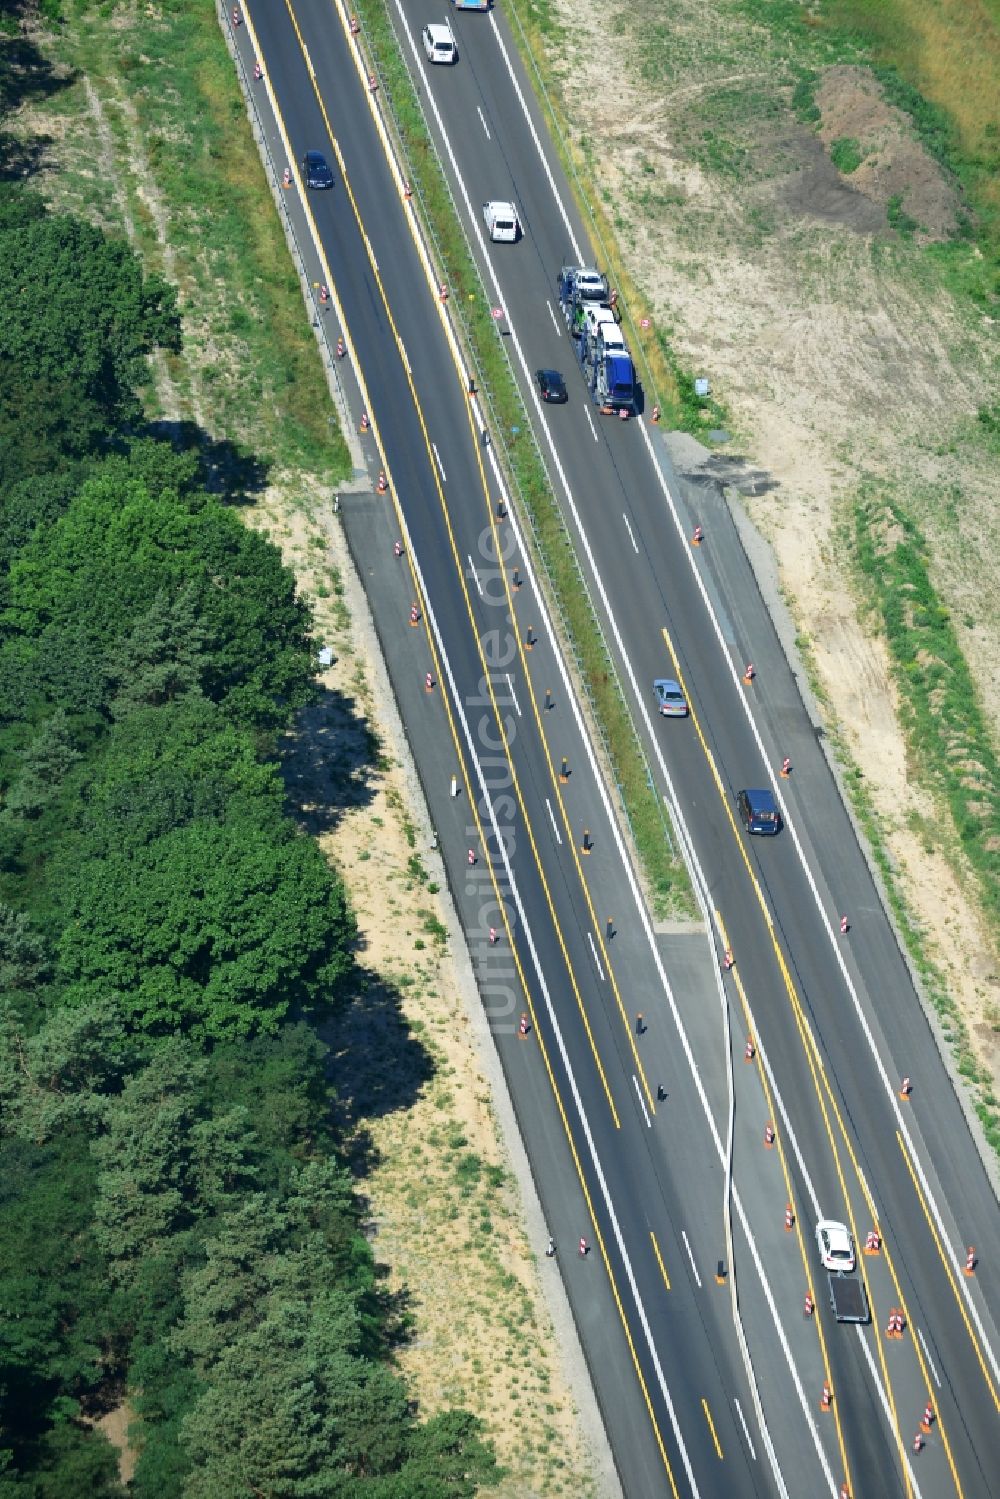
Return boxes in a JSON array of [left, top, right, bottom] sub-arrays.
[[461, 118, 810, 1499], [487, 17, 581, 258], [270, 16, 717, 1482], [545, 798, 563, 845], [855, 1328, 925, 1499], [457, 12, 988, 1468], [383, 10, 790, 1491], [733, 1398, 757, 1461], [681, 1230, 702, 1289], [483, 431, 809, 1499], [917, 1328, 942, 1389], [638, 401, 1000, 1382], [622, 513, 639, 554], [586, 931, 606, 980]]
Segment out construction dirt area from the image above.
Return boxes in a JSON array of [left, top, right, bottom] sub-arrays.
[[535, 0, 1000, 1102]]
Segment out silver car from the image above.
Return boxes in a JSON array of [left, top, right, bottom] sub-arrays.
[[653, 677, 688, 718]]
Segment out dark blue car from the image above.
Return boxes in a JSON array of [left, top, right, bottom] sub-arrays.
[[738, 787, 782, 835], [302, 151, 334, 190]]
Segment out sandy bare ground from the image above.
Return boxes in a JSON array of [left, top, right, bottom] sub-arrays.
[[13, 35, 603, 1494], [247, 492, 604, 1498], [538, 0, 1000, 1094]]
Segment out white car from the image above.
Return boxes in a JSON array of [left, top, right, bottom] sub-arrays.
[[816, 1219, 855, 1273], [422, 21, 457, 63], [483, 200, 520, 243]]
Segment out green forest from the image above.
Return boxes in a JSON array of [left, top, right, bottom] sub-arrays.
[[0, 14, 497, 1499]]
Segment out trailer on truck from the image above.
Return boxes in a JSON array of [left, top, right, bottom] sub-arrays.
[[557, 264, 610, 333]]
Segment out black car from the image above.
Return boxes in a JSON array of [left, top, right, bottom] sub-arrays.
[[536, 368, 568, 404], [302, 151, 334, 190]]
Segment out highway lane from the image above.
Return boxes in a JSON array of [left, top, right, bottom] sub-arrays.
[[238, 3, 792, 1492], [383, 1, 1000, 1490], [244, 2, 1000, 1487]]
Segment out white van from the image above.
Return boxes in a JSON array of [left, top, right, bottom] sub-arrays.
[[483, 200, 520, 243], [421, 21, 456, 63]]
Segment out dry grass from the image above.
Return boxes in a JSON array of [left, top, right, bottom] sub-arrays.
[[505, 0, 1000, 1106], [13, 3, 349, 478], [248, 494, 602, 1499], [9, 7, 602, 1488], [829, 0, 1000, 212]]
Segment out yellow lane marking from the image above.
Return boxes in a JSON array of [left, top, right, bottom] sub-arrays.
[[795, 1009, 966, 1492], [281, 0, 655, 1111], [650, 1230, 671, 1291], [669, 605, 908, 1490], [263, 3, 686, 1488], [491, 531, 656, 1108], [680, 621, 970, 1494], [717, 909, 853, 1496], [898, 1129, 998, 1411], [280, 0, 621, 1130], [663, 624, 858, 1480], [702, 1399, 724, 1460]]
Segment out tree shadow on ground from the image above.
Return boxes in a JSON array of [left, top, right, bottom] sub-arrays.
[[0, 24, 75, 180], [280, 683, 379, 837], [321, 963, 435, 1180], [143, 419, 269, 503], [0, 128, 53, 181]]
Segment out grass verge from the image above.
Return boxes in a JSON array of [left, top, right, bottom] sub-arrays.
[[847, 486, 1000, 1155], [29, 0, 350, 480], [504, 0, 729, 438], [355, 0, 694, 917], [737, 0, 1000, 297]]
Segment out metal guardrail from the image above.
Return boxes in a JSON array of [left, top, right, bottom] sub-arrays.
[[218, 1, 359, 463], [224, 0, 678, 875], [362, 5, 678, 868]]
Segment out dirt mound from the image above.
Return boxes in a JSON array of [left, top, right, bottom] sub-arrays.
[[814, 65, 961, 240]]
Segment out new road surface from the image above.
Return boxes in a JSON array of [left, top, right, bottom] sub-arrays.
[[226, 2, 999, 1494]]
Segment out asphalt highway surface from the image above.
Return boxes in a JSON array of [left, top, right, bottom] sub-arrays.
[[228, 2, 1000, 1494]]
